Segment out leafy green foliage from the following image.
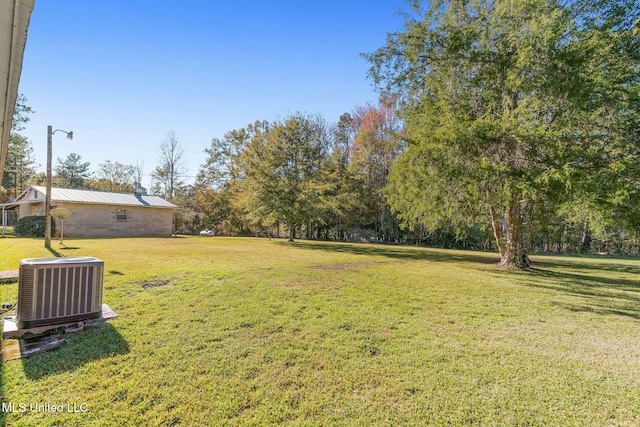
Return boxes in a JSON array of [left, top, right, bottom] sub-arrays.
[[2, 133, 38, 200], [366, 0, 640, 267], [10, 94, 33, 133], [195, 103, 406, 241], [240, 114, 336, 241], [55, 153, 91, 189], [14, 215, 55, 237], [195, 122, 266, 235], [338, 100, 405, 241], [2, 95, 37, 201]]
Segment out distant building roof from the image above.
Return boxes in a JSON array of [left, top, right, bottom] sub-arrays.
[[3, 185, 177, 209]]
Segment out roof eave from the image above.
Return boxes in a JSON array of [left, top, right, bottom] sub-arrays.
[[0, 0, 36, 181]]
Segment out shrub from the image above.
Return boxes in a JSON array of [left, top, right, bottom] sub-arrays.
[[15, 216, 55, 237]]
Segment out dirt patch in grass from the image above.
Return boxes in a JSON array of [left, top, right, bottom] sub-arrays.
[[139, 276, 181, 289]]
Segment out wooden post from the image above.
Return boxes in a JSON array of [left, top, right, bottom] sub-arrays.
[[45, 125, 52, 248]]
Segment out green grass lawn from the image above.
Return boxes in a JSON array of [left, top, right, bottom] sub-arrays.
[[1, 236, 640, 426]]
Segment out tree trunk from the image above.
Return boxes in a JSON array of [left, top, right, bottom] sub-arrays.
[[580, 219, 592, 253], [489, 205, 506, 258], [288, 220, 295, 242], [497, 201, 530, 268], [556, 224, 564, 253]]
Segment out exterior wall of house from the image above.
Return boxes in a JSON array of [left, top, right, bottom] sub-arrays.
[[18, 202, 43, 218], [50, 202, 174, 238], [16, 189, 45, 218]]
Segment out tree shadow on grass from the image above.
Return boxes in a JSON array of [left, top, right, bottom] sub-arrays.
[[45, 246, 63, 258], [277, 240, 500, 266], [506, 261, 640, 320], [534, 256, 640, 274], [282, 241, 640, 319], [0, 323, 127, 425], [285, 241, 640, 320], [20, 323, 129, 380]]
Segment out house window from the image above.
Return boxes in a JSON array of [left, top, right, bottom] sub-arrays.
[[116, 209, 127, 221]]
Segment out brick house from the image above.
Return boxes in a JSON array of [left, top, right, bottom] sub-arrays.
[[1, 185, 177, 238]]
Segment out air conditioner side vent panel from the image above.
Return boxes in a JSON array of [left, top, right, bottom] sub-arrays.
[[17, 257, 104, 329]]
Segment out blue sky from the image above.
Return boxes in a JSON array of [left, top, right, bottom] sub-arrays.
[[17, 1, 406, 187]]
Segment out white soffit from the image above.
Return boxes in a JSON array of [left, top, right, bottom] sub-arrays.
[[0, 0, 35, 181]]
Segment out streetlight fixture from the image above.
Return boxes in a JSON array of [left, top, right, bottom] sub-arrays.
[[45, 126, 73, 248]]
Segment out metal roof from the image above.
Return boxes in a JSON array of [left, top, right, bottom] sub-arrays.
[[9, 186, 177, 209]]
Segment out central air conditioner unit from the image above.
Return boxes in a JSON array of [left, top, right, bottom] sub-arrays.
[[16, 257, 104, 329]]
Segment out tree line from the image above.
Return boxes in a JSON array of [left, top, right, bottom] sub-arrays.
[[185, 102, 404, 242], [187, 0, 640, 265]]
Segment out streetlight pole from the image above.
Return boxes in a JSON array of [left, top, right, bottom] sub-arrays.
[[45, 126, 73, 248], [45, 126, 52, 248]]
